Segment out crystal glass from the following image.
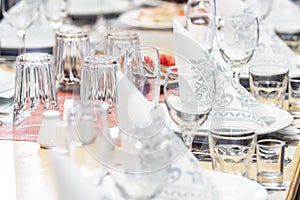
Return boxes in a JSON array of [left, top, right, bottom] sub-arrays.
[[80, 55, 119, 109], [243, 0, 273, 20], [186, 0, 217, 53], [163, 64, 215, 150], [2, 0, 39, 54], [13, 53, 58, 135], [42, 0, 68, 31], [104, 31, 140, 71], [123, 46, 160, 106], [208, 127, 257, 177], [54, 28, 90, 92], [216, 13, 259, 81]]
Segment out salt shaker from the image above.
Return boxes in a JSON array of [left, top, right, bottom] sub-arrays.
[[53, 121, 69, 154], [37, 110, 61, 149]]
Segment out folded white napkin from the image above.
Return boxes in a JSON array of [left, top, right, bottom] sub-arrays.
[[173, 19, 272, 132], [0, 69, 14, 99]]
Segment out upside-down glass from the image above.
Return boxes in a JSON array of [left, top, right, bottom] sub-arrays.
[[54, 28, 90, 93], [186, 0, 217, 53], [104, 31, 140, 71], [209, 127, 257, 177], [42, 0, 68, 31], [13, 53, 58, 135], [216, 13, 259, 81], [164, 65, 215, 150], [2, 0, 39, 55], [80, 55, 119, 108]]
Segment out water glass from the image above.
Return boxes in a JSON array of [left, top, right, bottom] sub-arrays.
[[54, 28, 90, 93], [80, 55, 119, 107], [104, 31, 140, 71], [13, 53, 58, 135], [288, 76, 300, 114], [256, 139, 285, 187], [185, 0, 216, 53], [208, 127, 257, 177], [249, 64, 289, 108]]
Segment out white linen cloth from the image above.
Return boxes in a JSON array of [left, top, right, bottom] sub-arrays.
[[173, 19, 273, 132], [50, 71, 267, 200]]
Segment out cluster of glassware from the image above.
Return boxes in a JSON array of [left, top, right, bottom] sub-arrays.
[[8, 0, 288, 196]]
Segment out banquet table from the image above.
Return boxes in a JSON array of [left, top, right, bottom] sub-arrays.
[[1, 0, 300, 199], [0, 126, 300, 200]]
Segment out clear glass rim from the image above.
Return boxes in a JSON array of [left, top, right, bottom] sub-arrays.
[[249, 64, 289, 76], [209, 127, 256, 139], [56, 29, 89, 39], [105, 31, 139, 41], [256, 139, 285, 147], [84, 55, 116, 66], [17, 53, 53, 64]]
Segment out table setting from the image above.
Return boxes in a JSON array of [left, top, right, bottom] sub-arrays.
[[1, 0, 300, 199]]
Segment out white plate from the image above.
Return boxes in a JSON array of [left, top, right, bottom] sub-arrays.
[[68, 0, 146, 15], [119, 9, 173, 29], [206, 171, 267, 200], [162, 103, 293, 136], [0, 69, 15, 98]]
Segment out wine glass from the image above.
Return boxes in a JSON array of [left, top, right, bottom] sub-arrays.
[[42, 0, 68, 32], [216, 12, 259, 81], [123, 46, 160, 106], [163, 64, 215, 150], [92, 0, 108, 33], [2, 0, 39, 55], [243, 0, 273, 21], [186, 0, 217, 53]]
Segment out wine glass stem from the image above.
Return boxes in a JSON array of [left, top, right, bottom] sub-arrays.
[[182, 133, 194, 150], [231, 65, 242, 82], [17, 30, 26, 55]]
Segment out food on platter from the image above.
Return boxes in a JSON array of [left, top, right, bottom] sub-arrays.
[[136, 3, 185, 23]]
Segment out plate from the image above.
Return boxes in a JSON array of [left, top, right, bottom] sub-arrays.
[[119, 9, 173, 29], [206, 171, 267, 200], [68, 0, 146, 16], [0, 69, 15, 98], [162, 103, 293, 136], [0, 19, 54, 55], [119, 3, 185, 29]]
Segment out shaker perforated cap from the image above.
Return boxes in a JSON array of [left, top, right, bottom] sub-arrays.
[[43, 110, 60, 119]]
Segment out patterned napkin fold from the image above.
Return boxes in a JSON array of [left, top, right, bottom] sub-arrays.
[[173, 19, 271, 133]]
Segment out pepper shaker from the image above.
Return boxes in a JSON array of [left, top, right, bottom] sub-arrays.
[[37, 110, 61, 149]]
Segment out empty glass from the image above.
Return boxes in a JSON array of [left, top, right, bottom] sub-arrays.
[[186, 0, 217, 53], [164, 64, 215, 150], [104, 31, 140, 71], [80, 55, 119, 108], [216, 13, 259, 81], [249, 64, 289, 108], [256, 139, 285, 187], [2, 0, 39, 54], [13, 53, 58, 135], [289, 76, 300, 114], [42, 0, 68, 31], [54, 28, 90, 93], [123, 46, 161, 105], [208, 127, 257, 177]]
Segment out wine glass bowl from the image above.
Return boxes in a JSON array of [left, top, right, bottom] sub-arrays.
[[2, 0, 39, 54], [216, 13, 259, 81], [42, 0, 68, 31], [163, 65, 214, 149]]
